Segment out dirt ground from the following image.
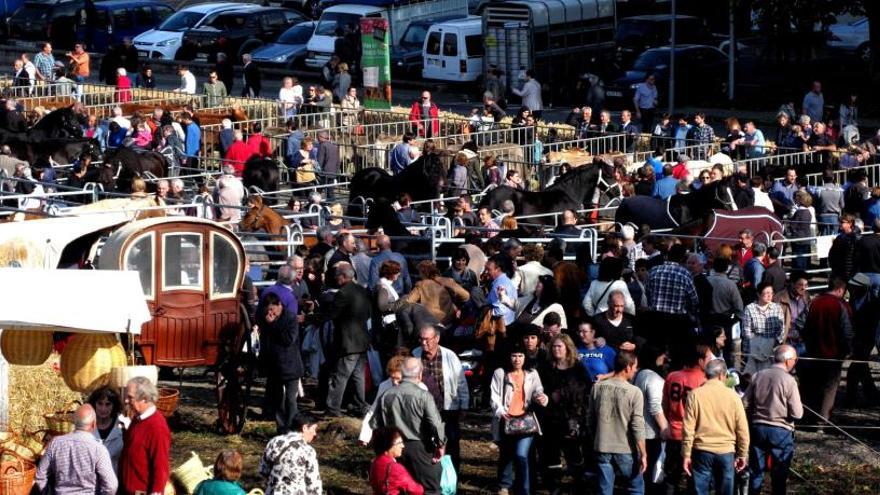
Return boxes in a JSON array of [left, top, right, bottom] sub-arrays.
[[162, 369, 880, 494]]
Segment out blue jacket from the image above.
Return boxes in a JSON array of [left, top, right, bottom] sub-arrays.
[[260, 283, 298, 315], [368, 250, 412, 294], [185, 122, 201, 157]]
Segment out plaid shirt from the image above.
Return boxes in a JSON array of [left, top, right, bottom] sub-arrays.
[[421, 351, 445, 411], [693, 123, 715, 144], [35, 431, 117, 495], [741, 301, 785, 341], [645, 262, 699, 317], [34, 52, 55, 81]]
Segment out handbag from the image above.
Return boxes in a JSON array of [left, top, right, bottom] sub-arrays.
[[503, 412, 540, 436]]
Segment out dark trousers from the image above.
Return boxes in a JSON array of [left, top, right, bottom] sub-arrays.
[[802, 360, 842, 421], [663, 440, 691, 495], [748, 424, 794, 495], [539, 427, 584, 489], [326, 352, 368, 415], [644, 438, 665, 495], [638, 107, 655, 134], [441, 411, 461, 473], [402, 439, 442, 495], [267, 376, 300, 434]]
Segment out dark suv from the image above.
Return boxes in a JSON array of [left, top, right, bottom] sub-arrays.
[[614, 15, 716, 66], [6, 0, 83, 49], [178, 6, 305, 62]]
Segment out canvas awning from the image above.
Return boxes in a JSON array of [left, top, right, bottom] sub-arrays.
[[0, 212, 132, 268], [0, 268, 150, 335]]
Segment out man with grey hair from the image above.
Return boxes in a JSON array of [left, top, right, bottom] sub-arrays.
[[325, 261, 372, 417], [309, 224, 335, 259], [371, 356, 446, 495], [35, 404, 118, 494], [351, 237, 372, 287], [261, 264, 297, 312], [682, 359, 750, 495], [368, 234, 411, 294], [120, 377, 171, 495], [326, 232, 356, 289], [242, 53, 261, 97], [743, 345, 802, 495]]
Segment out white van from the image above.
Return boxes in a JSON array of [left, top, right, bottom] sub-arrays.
[[305, 0, 468, 70], [422, 16, 482, 82]]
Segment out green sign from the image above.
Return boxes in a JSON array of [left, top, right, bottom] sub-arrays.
[[360, 17, 392, 110]]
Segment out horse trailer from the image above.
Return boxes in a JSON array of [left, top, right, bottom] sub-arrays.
[[483, 0, 616, 102]]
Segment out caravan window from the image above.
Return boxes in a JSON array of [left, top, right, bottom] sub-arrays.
[[442, 33, 457, 56], [465, 35, 482, 57], [426, 31, 441, 55]]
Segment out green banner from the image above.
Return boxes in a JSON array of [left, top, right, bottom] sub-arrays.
[[360, 17, 392, 110]]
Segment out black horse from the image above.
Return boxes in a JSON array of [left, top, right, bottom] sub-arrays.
[[614, 180, 738, 230], [365, 198, 432, 255], [242, 157, 280, 193], [479, 159, 614, 225], [0, 106, 83, 145], [347, 152, 448, 217], [104, 147, 167, 193]]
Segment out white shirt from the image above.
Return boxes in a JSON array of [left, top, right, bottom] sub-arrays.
[[112, 116, 131, 129], [513, 79, 543, 111], [279, 85, 303, 105], [178, 71, 196, 94], [753, 188, 773, 210]]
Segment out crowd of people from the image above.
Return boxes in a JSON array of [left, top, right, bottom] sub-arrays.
[[5, 32, 880, 495]]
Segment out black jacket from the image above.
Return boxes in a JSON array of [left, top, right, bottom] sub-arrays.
[[242, 62, 262, 97], [856, 234, 880, 273], [829, 231, 859, 280], [329, 281, 372, 355], [258, 308, 303, 381], [215, 60, 235, 94]]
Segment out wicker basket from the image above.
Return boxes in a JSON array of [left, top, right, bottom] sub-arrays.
[[0, 450, 36, 495], [171, 452, 212, 495], [157, 388, 180, 418], [60, 334, 127, 393], [0, 330, 53, 366], [43, 401, 79, 437]]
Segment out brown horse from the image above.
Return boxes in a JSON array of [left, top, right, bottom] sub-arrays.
[[240, 195, 289, 253]]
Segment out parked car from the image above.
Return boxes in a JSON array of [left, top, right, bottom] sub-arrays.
[[827, 17, 870, 62], [178, 6, 306, 63], [250, 20, 316, 69], [392, 15, 464, 77], [133, 2, 255, 60], [605, 45, 728, 106], [6, 0, 83, 49], [75, 0, 175, 53], [422, 16, 483, 83], [614, 15, 716, 66]]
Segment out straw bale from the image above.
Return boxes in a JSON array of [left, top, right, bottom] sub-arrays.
[[8, 353, 82, 433]]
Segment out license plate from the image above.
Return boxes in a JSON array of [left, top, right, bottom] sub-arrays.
[[138, 50, 149, 58], [607, 90, 623, 97], [195, 54, 208, 61]]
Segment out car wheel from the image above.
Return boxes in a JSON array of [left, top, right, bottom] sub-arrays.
[[858, 42, 871, 63]]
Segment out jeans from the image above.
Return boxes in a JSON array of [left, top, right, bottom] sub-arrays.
[[818, 213, 839, 236], [691, 450, 735, 495], [497, 434, 534, 495], [748, 424, 794, 495], [442, 411, 461, 473], [596, 452, 644, 495], [74, 75, 85, 102], [863, 272, 880, 299], [326, 352, 368, 415]]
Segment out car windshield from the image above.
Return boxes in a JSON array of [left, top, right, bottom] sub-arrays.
[[614, 21, 652, 43], [633, 50, 669, 71], [315, 12, 361, 36], [278, 23, 314, 44], [158, 11, 205, 31], [399, 23, 428, 49]]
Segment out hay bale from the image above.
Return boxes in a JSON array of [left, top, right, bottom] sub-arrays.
[[8, 353, 82, 433]]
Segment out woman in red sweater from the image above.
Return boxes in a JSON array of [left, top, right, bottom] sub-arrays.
[[369, 427, 424, 495]]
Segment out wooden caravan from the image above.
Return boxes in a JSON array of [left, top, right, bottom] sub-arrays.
[[98, 217, 246, 368]]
